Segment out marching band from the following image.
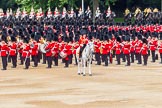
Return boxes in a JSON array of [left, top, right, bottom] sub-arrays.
[[0, 6, 162, 71]]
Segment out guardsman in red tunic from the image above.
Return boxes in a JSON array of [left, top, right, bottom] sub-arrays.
[[30, 39, 39, 67], [115, 37, 122, 65], [135, 39, 143, 64], [130, 39, 136, 63], [94, 38, 101, 65], [0, 40, 9, 70], [101, 37, 109, 66], [141, 39, 148, 66], [149, 36, 158, 62], [111, 34, 116, 57], [22, 39, 31, 69], [108, 39, 113, 64], [68, 37, 73, 64], [51, 38, 59, 66], [123, 39, 131, 66], [63, 37, 70, 68], [45, 40, 52, 68], [9, 37, 17, 68], [158, 42, 162, 63], [134, 36, 139, 60]]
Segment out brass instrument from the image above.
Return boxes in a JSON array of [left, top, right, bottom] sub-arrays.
[[7, 36, 11, 42], [39, 37, 46, 44], [100, 42, 103, 54]]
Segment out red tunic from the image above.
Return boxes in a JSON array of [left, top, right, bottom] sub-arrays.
[[123, 43, 130, 54], [73, 43, 79, 54], [9, 42, 17, 56], [150, 39, 157, 51], [31, 42, 38, 56], [94, 42, 101, 53], [0, 43, 9, 57], [45, 43, 52, 57], [102, 43, 109, 55], [115, 42, 122, 54], [51, 42, 59, 57], [141, 44, 148, 55], [22, 44, 31, 57], [79, 37, 88, 45], [130, 40, 136, 52], [135, 41, 143, 54], [158, 43, 162, 54], [63, 44, 70, 60], [17, 42, 23, 53], [67, 43, 73, 55]]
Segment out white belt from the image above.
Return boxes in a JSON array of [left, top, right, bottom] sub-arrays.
[[1, 50, 6, 51]]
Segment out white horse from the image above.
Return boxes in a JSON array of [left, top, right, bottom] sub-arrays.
[[76, 42, 94, 76]]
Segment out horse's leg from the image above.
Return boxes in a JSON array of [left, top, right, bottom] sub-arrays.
[[89, 58, 92, 76], [80, 59, 83, 74], [83, 59, 86, 76], [77, 58, 81, 75]]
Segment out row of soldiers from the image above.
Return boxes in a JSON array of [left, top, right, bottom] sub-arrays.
[[94, 35, 160, 66], [125, 7, 159, 17], [0, 6, 112, 19], [1, 23, 162, 70]]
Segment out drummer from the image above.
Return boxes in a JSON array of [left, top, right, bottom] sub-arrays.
[[62, 37, 71, 68]]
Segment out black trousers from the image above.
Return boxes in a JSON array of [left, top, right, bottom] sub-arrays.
[[135, 53, 138, 60], [31, 55, 34, 62], [116, 54, 121, 65], [160, 53, 162, 63], [42, 53, 46, 64], [148, 50, 150, 56], [125, 54, 130, 65], [33, 55, 38, 66], [74, 54, 78, 65], [95, 52, 101, 65], [11, 55, 17, 67], [143, 54, 148, 65], [122, 52, 126, 62], [1, 56, 7, 69], [102, 54, 108, 66], [23, 57, 30, 69], [8, 55, 11, 63], [19, 53, 23, 64], [130, 52, 135, 63], [109, 53, 113, 64], [151, 50, 156, 62], [137, 53, 142, 64], [46, 56, 52, 68], [64, 59, 69, 67], [68, 54, 73, 64], [37, 51, 42, 63], [53, 56, 58, 66], [112, 50, 116, 58]]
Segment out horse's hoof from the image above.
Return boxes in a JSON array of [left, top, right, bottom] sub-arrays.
[[78, 73, 81, 75], [89, 74, 92, 76], [83, 74, 86, 76]]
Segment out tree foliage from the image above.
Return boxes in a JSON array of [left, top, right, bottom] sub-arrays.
[[14, 0, 79, 12], [0, 0, 161, 15]]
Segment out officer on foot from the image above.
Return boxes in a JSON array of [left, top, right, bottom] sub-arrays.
[[0, 38, 9, 70]]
